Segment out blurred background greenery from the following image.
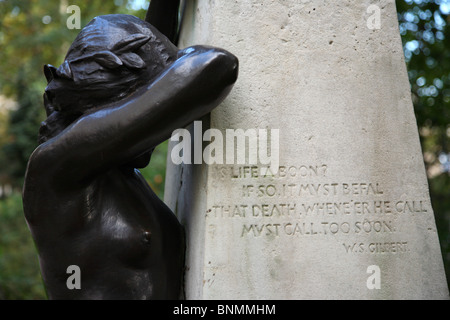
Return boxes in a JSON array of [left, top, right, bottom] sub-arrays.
[[0, 0, 449, 299]]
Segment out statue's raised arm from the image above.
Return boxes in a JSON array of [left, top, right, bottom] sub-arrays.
[[35, 15, 237, 183], [145, 0, 182, 44]]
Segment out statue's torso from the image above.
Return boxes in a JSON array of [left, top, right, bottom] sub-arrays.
[[24, 166, 184, 300]]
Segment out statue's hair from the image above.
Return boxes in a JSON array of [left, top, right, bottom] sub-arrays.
[[57, 14, 177, 112], [59, 15, 177, 83], [39, 14, 178, 144]]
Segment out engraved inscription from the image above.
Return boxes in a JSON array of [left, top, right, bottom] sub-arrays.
[[207, 164, 429, 254]]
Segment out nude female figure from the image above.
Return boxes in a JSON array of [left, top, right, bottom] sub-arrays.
[[22, 3, 238, 300]]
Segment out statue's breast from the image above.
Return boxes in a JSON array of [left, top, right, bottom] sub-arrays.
[[83, 168, 177, 269]]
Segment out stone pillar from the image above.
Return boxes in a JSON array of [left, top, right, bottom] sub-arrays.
[[165, 0, 449, 299]]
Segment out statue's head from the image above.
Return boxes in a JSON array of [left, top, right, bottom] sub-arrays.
[[39, 14, 178, 144]]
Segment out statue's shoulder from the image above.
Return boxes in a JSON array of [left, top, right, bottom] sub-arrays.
[[23, 143, 65, 193]]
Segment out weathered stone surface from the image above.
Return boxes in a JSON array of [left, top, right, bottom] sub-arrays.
[[165, 0, 449, 299]]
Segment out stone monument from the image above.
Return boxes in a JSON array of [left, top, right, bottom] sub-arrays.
[[165, 0, 449, 299]]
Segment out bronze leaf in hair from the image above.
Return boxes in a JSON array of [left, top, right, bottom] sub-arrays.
[[92, 51, 123, 69], [120, 53, 146, 69], [113, 34, 151, 54], [56, 61, 73, 80]]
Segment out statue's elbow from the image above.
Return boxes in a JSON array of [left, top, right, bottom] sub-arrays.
[[180, 45, 239, 86], [212, 48, 239, 86]]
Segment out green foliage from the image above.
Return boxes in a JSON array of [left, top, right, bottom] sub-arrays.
[[140, 141, 169, 199], [0, 193, 46, 299], [0, 74, 43, 189], [430, 174, 450, 286], [396, 0, 450, 288], [396, 0, 450, 160]]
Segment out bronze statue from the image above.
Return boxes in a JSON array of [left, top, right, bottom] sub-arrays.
[[22, 1, 238, 300]]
